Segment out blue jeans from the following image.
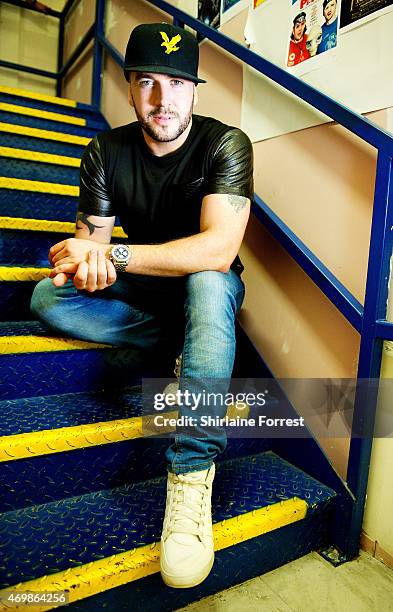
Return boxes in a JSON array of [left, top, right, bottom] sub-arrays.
[[30, 270, 245, 473]]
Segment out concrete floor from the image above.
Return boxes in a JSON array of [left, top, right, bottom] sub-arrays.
[[176, 551, 393, 612]]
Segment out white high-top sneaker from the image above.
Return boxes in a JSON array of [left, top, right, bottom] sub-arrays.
[[160, 464, 215, 588]]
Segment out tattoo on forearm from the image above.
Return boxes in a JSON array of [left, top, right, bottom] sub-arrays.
[[227, 195, 248, 213], [76, 212, 105, 236]]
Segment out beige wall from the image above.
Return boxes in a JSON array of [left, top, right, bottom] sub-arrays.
[[18, 0, 392, 560], [62, 0, 96, 103], [0, 1, 63, 95]]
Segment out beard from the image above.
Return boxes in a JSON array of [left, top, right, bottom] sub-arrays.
[[133, 96, 194, 143]]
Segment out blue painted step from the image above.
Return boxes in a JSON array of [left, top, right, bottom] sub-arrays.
[[0, 110, 103, 139], [0, 92, 109, 125], [0, 452, 337, 594], [0, 157, 80, 185], [0, 190, 78, 221], [0, 321, 144, 400], [0, 132, 86, 158], [0, 230, 125, 267], [0, 389, 272, 511]]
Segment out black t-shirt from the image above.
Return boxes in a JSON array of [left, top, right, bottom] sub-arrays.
[[78, 114, 253, 299]]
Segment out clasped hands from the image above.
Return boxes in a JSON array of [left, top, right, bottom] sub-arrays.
[[48, 238, 117, 291]]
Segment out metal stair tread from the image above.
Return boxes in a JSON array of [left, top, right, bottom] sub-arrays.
[[0, 112, 101, 138], [0, 157, 80, 185], [0, 93, 106, 123], [0, 321, 111, 353], [0, 133, 86, 157], [0, 217, 126, 236], [0, 451, 337, 590], [0, 87, 103, 118], [0, 389, 145, 436], [0, 102, 107, 131]]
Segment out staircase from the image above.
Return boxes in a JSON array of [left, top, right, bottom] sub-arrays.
[[0, 86, 338, 611]]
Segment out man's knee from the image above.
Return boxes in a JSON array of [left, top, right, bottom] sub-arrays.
[[186, 270, 230, 299], [30, 277, 73, 326], [185, 270, 242, 308]]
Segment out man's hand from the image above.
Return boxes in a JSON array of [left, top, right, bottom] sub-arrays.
[[49, 238, 109, 267], [50, 250, 117, 291]]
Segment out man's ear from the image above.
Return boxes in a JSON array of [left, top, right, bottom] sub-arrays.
[[193, 85, 198, 108]]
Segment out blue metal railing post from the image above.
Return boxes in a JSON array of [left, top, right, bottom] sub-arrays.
[[91, 0, 106, 109], [343, 154, 393, 558]]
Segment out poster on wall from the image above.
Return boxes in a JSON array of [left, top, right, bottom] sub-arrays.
[[198, 0, 221, 40], [243, 0, 393, 142], [286, 0, 341, 74], [253, 0, 272, 8], [340, 0, 393, 30], [221, 0, 248, 25]]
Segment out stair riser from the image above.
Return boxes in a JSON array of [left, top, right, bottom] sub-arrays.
[[0, 133, 85, 157], [0, 230, 71, 266], [0, 437, 272, 512], [0, 349, 141, 400], [0, 283, 37, 320], [67, 512, 333, 612], [1, 158, 80, 185], [0, 190, 77, 221], [0, 111, 101, 138], [0, 229, 125, 266], [0, 93, 108, 124]]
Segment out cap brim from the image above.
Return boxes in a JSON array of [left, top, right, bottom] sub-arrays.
[[123, 64, 206, 84]]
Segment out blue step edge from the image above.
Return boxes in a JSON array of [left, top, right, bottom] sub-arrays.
[[0, 451, 337, 589]]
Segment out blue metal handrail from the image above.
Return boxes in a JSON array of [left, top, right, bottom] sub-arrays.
[[2, 0, 393, 563]]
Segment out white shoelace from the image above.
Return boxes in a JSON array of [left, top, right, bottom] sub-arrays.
[[167, 474, 210, 539]]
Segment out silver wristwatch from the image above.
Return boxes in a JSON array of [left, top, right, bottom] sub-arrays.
[[109, 244, 131, 272]]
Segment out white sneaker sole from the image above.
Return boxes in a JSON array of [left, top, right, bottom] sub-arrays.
[[160, 553, 215, 589]]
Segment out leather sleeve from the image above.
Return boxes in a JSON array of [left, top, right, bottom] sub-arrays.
[[78, 136, 115, 217], [205, 128, 254, 200]]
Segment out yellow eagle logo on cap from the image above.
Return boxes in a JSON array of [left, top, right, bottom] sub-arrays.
[[160, 31, 182, 54]]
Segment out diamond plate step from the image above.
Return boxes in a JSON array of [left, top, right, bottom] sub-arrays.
[[0, 321, 142, 400], [0, 189, 78, 221], [0, 102, 107, 132], [0, 86, 107, 124], [0, 389, 272, 511], [0, 132, 86, 158], [0, 451, 337, 608], [0, 227, 126, 266], [0, 111, 102, 139], [1, 157, 80, 185]]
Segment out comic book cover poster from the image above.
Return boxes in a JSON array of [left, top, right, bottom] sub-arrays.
[[287, 0, 341, 72], [340, 0, 393, 30]]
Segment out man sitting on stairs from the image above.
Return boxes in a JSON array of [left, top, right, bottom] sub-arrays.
[[30, 22, 253, 589]]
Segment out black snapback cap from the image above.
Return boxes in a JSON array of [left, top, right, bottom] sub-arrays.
[[123, 22, 206, 84]]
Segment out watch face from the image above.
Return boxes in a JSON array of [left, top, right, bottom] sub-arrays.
[[113, 245, 129, 262]]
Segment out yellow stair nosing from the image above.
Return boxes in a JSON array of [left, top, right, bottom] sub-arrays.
[[0, 497, 308, 611], [0, 122, 90, 146], [0, 335, 110, 354], [0, 176, 79, 196], [0, 405, 249, 462], [0, 146, 81, 167], [0, 102, 86, 126], [0, 85, 78, 108], [0, 410, 181, 461], [0, 266, 51, 282], [0, 217, 127, 237]]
